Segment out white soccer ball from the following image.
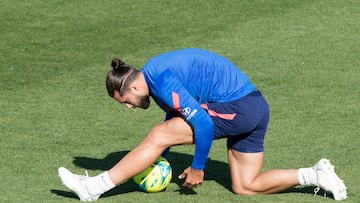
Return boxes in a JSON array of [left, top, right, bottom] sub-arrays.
[[133, 156, 172, 193]]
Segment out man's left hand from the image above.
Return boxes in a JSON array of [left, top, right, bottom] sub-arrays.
[[178, 166, 204, 189]]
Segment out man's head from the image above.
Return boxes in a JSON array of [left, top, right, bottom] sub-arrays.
[[106, 58, 150, 109]]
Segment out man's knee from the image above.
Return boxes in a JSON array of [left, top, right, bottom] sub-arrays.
[[232, 183, 257, 195], [145, 124, 169, 146], [146, 118, 193, 147], [232, 187, 254, 195]]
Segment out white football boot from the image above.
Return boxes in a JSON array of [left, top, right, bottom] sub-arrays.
[[313, 159, 347, 201], [58, 167, 100, 201]]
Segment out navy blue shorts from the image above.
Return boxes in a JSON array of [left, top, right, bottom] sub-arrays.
[[203, 90, 269, 153]]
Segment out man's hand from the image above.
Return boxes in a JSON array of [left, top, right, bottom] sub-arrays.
[[178, 166, 204, 189]]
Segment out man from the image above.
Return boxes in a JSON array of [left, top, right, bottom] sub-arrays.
[[58, 48, 347, 201]]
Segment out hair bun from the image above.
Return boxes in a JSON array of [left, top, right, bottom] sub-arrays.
[[111, 58, 126, 70]]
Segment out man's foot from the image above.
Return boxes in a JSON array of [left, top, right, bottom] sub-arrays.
[[58, 167, 100, 201], [313, 159, 347, 201]]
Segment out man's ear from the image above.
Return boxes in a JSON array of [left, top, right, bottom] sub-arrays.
[[129, 85, 139, 93], [130, 73, 148, 95]]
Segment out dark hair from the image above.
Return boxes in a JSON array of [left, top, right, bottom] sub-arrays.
[[106, 58, 140, 97]]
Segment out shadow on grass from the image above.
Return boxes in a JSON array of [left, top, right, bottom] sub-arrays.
[[51, 150, 231, 200], [51, 150, 326, 200], [282, 186, 334, 199], [79, 151, 232, 193]]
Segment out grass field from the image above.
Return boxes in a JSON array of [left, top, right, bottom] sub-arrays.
[[1, 0, 359, 202]]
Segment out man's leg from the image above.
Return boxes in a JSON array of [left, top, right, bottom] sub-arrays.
[[108, 117, 194, 184], [58, 117, 194, 201], [228, 150, 347, 200], [227, 150, 299, 195]]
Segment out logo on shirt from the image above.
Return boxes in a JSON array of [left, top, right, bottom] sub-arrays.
[[171, 91, 198, 120], [182, 107, 191, 116], [182, 107, 198, 120]]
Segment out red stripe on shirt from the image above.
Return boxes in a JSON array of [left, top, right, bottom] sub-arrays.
[[200, 103, 236, 120], [172, 91, 181, 113]]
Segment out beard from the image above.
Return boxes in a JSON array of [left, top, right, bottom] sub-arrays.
[[137, 95, 150, 109]]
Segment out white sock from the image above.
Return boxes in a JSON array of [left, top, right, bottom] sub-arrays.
[[85, 171, 116, 196], [298, 167, 318, 186]]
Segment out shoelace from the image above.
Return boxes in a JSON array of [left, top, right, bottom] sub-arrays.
[[76, 170, 89, 181], [313, 187, 327, 198]]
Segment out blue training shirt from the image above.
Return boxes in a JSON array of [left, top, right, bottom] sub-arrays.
[[141, 48, 256, 169]]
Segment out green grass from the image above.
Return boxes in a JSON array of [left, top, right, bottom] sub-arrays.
[[1, 0, 359, 202]]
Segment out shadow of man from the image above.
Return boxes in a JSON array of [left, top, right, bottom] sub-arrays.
[[52, 150, 321, 200], [51, 150, 232, 199]]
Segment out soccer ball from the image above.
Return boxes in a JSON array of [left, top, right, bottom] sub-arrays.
[[133, 156, 172, 193]]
